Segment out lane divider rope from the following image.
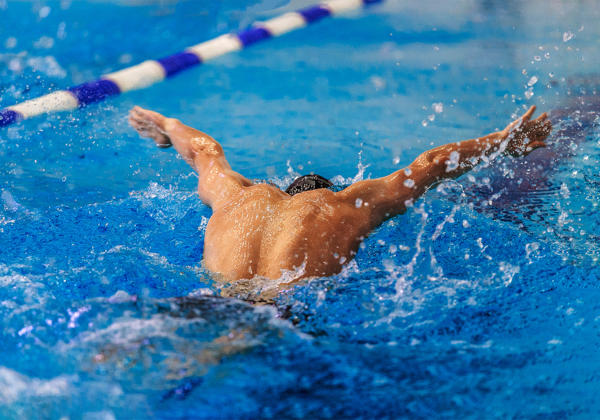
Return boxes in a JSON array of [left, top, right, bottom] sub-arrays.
[[0, 0, 382, 127]]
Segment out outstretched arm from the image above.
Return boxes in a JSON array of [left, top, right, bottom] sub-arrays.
[[129, 107, 252, 208], [338, 106, 552, 226]]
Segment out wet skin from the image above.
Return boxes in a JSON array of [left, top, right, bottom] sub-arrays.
[[129, 106, 551, 282]]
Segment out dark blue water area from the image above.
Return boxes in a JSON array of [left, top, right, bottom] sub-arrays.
[[2, 0, 600, 418]]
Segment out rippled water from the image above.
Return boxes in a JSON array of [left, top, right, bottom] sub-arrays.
[[2, 0, 600, 418]]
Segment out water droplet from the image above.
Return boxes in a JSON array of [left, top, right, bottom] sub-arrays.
[[558, 211, 568, 227], [8, 58, 22, 72], [560, 183, 570, 199], [118, 53, 133, 64], [404, 168, 412, 176], [446, 151, 460, 171], [393, 156, 400, 165], [57, 22, 67, 39], [370, 75, 386, 90], [563, 31, 574, 42], [432, 102, 443, 113], [39, 6, 51, 18], [525, 242, 539, 260], [403, 178, 415, 188], [18, 325, 33, 336], [527, 76, 538, 86], [34, 36, 54, 49], [355, 198, 363, 208], [4, 37, 16, 49]]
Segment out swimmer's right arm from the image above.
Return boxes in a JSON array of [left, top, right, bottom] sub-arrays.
[[161, 120, 253, 208], [129, 106, 253, 208], [339, 106, 551, 227]]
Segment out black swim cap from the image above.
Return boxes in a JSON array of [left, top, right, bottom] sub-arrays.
[[285, 174, 333, 196]]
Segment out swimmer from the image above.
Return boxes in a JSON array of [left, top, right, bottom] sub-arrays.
[[129, 105, 551, 282]]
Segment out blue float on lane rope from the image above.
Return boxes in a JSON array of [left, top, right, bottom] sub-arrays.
[[0, 0, 382, 127]]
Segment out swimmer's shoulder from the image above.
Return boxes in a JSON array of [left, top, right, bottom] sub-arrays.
[[244, 182, 288, 198], [238, 183, 352, 213], [285, 188, 356, 216]]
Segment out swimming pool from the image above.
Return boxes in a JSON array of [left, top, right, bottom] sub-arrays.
[[2, 0, 600, 417]]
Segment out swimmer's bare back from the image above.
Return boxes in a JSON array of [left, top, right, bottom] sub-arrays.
[[129, 106, 552, 282]]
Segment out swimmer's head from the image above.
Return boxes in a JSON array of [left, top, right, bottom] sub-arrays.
[[285, 174, 333, 196]]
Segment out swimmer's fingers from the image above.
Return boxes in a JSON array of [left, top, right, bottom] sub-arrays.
[[128, 106, 160, 126], [515, 105, 537, 129], [521, 105, 537, 123], [128, 107, 148, 127], [533, 111, 548, 123], [530, 112, 550, 132], [528, 119, 552, 142], [129, 106, 146, 121], [524, 141, 547, 155], [539, 119, 552, 139], [508, 141, 543, 157], [128, 106, 173, 147], [503, 105, 537, 134]]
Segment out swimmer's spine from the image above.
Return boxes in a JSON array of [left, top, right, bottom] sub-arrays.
[[0, 0, 382, 127]]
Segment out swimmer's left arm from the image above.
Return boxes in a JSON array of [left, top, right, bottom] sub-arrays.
[[408, 106, 552, 184], [338, 106, 551, 227]]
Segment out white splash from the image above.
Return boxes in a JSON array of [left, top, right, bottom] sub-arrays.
[[0, 367, 71, 404]]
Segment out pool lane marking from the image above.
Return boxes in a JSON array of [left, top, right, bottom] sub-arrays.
[[0, 0, 382, 127]]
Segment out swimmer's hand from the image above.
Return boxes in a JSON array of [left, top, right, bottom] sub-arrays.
[[501, 105, 552, 157]]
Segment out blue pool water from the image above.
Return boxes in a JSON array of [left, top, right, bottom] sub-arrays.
[[2, 0, 600, 418]]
